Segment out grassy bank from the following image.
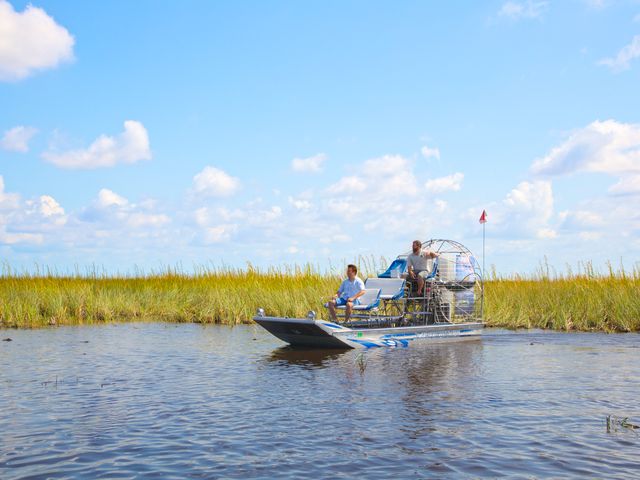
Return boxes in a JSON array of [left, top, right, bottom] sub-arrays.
[[1, 264, 639, 331], [0, 266, 338, 328]]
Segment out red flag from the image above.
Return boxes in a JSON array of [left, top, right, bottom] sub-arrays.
[[479, 210, 487, 224]]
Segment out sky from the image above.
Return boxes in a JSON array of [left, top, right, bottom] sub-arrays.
[[1, 0, 640, 275]]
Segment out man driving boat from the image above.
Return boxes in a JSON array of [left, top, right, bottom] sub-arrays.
[[407, 240, 438, 295]]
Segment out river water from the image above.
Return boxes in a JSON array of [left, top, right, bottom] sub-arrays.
[[1, 323, 638, 479]]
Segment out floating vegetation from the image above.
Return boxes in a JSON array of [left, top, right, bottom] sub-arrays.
[[606, 415, 639, 434], [355, 352, 368, 374]]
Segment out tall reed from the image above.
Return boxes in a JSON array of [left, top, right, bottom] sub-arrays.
[[1, 260, 638, 332]]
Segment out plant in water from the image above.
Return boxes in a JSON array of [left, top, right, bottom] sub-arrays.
[[606, 415, 639, 434]]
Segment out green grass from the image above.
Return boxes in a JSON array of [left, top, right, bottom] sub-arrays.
[[1, 261, 638, 332]]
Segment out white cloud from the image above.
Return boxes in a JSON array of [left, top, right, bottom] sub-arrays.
[[326, 176, 367, 194], [0, 176, 65, 245], [0, 175, 19, 210], [204, 224, 238, 243], [97, 188, 128, 208], [421, 145, 441, 160], [320, 155, 425, 239], [598, 35, 640, 72], [498, 1, 548, 20], [192, 166, 240, 197], [484, 180, 555, 240], [504, 180, 554, 222], [559, 210, 605, 230], [291, 153, 327, 173], [127, 212, 170, 228], [0, 126, 38, 152], [37, 195, 64, 218], [79, 188, 170, 232], [0, 0, 74, 81], [288, 196, 312, 210], [608, 175, 640, 195], [531, 120, 640, 176], [42, 120, 151, 169], [425, 172, 464, 193]]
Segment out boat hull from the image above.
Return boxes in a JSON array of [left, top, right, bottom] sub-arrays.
[[254, 316, 484, 349]]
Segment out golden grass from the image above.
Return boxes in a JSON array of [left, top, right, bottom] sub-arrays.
[[0, 265, 339, 328], [1, 260, 638, 332], [484, 261, 640, 332]]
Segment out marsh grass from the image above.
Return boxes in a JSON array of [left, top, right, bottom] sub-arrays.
[[1, 259, 639, 332], [484, 260, 640, 332], [0, 264, 340, 328]]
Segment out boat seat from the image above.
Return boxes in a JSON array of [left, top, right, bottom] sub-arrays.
[[364, 277, 405, 300], [378, 258, 407, 278], [325, 288, 381, 311]]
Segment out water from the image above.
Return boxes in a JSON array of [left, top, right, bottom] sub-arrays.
[[1, 323, 639, 479]]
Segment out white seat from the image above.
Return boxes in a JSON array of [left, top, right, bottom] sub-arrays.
[[352, 288, 381, 310], [364, 277, 405, 300], [325, 288, 382, 311]]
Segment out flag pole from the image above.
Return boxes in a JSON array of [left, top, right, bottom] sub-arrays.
[[478, 209, 486, 320], [482, 217, 485, 319]]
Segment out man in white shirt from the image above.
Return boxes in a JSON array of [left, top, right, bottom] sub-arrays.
[[407, 240, 438, 295], [328, 264, 365, 322]]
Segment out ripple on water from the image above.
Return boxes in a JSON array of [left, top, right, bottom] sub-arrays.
[[1, 324, 639, 479]]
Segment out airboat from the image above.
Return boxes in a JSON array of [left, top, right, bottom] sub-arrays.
[[254, 239, 485, 348]]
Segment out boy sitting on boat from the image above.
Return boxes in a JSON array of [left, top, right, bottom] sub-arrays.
[[327, 264, 365, 322]]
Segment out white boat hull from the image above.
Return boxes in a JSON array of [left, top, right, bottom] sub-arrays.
[[253, 316, 484, 349]]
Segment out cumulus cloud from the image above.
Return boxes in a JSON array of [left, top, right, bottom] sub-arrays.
[[42, 121, 151, 169], [498, 1, 548, 20], [425, 172, 464, 193], [0, 126, 38, 152], [0, 176, 65, 245], [291, 153, 327, 173], [81, 188, 169, 230], [599, 35, 640, 72], [34, 195, 64, 218], [481, 180, 557, 240], [531, 120, 640, 176], [421, 145, 441, 160], [0, 0, 74, 81], [191, 201, 284, 244], [192, 166, 240, 197], [97, 188, 128, 208], [320, 155, 426, 238], [504, 180, 554, 222]]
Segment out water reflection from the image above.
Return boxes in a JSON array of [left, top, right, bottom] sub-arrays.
[[266, 346, 350, 368]]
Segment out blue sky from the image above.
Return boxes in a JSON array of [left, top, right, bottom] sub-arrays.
[[1, 0, 640, 274]]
